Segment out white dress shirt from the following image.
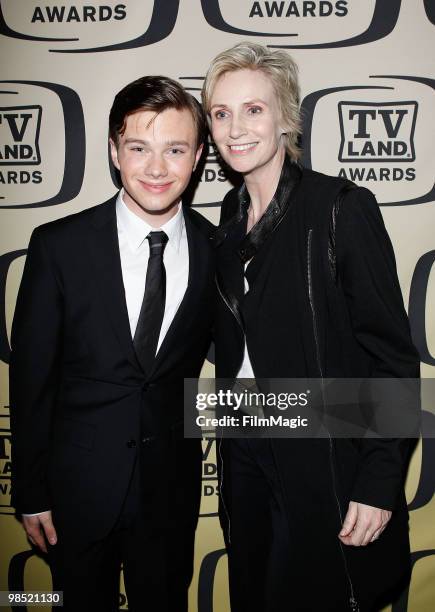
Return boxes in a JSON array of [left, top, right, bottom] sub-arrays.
[[116, 189, 189, 350], [237, 265, 255, 378], [24, 190, 189, 517]]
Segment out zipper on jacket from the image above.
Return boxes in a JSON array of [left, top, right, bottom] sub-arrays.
[[215, 275, 237, 544], [307, 228, 359, 612]]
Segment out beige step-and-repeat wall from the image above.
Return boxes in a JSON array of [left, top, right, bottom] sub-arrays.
[[0, 1, 434, 610]]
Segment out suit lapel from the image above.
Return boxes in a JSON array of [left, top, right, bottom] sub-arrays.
[[87, 196, 140, 372]]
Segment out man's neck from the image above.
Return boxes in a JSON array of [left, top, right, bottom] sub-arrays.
[[122, 193, 181, 228]]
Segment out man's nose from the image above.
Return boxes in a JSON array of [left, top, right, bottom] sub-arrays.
[[145, 154, 168, 178]]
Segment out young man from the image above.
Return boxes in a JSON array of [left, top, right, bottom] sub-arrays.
[[10, 76, 214, 612]]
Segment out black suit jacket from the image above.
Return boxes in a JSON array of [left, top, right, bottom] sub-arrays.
[[10, 196, 215, 539]]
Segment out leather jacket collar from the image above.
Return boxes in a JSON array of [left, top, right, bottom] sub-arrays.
[[214, 156, 302, 263]]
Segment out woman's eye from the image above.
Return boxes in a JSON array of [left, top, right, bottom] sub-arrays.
[[214, 110, 228, 120], [248, 106, 262, 115]]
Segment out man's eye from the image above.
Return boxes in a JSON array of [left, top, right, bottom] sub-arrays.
[[169, 148, 183, 155], [131, 146, 144, 152]]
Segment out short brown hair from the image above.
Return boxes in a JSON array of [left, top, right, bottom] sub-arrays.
[[202, 42, 302, 161], [109, 75, 207, 149]]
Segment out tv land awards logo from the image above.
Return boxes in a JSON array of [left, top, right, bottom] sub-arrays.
[[338, 102, 417, 164], [301, 75, 435, 206], [0, 106, 42, 166], [200, 0, 402, 48], [0, 81, 85, 209], [0, 0, 179, 52], [0, 104, 43, 197], [5, 0, 432, 53]]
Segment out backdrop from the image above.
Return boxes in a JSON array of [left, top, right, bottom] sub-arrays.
[[0, 1, 434, 610]]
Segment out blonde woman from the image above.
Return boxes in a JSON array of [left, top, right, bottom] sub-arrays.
[[202, 42, 418, 612]]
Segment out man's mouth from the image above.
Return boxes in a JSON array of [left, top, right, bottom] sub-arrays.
[[139, 181, 173, 193]]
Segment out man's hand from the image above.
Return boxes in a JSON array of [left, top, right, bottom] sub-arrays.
[[22, 511, 57, 553], [339, 501, 391, 546]]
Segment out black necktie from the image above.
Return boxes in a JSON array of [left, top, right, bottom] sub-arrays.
[[134, 230, 168, 374]]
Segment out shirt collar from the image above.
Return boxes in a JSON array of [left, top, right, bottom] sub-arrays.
[[116, 189, 184, 253]]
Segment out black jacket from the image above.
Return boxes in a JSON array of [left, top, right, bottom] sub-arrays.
[[10, 196, 215, 540], [214, 158, 420, 608]]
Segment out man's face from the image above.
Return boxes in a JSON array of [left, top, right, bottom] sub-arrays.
[[110, 107, 202, 222], [209, 68, 284, 177]]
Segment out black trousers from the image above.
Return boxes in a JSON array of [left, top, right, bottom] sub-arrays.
[[48, 457, 195, 612], [222, 438, 292, 612], [222, 438, 381, 612]]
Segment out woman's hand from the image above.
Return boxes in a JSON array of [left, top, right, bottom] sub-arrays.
[[339, 501, 392, 546]]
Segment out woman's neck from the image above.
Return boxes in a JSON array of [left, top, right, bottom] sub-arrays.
[[244, 147, 286, 227]]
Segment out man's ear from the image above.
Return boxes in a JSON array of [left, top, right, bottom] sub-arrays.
[[193, 143, 204, 172], [109, 138, 120, 171]]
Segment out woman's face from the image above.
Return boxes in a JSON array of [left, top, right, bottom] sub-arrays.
[[209, 68, 285, 177]]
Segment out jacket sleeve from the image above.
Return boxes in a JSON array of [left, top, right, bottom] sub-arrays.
[[336, 187, 420, 510], [9, 227, 63, 514]]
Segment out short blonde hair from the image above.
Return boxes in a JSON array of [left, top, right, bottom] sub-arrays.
[[202, 41, 302, 162]]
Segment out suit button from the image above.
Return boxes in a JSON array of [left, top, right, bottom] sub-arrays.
[[126, 439, 136, 448]]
